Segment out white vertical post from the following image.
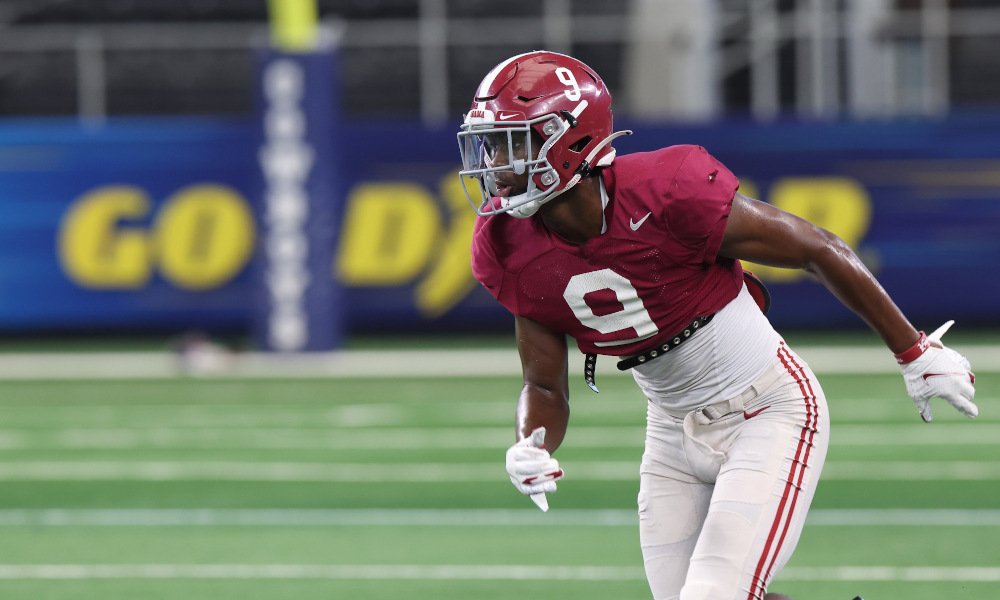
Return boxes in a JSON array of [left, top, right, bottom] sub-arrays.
[[623, 0, 720, 120], [820, 0, 840, 117], [846, 0, 896, 118], [749, 0, 780, 121], [419, 0, 448, 125], [794, 0, 811, 116], [922, 0, 950, 115], [543, 0, 572, 55], [797, 0, 838, 118], [75, 30, 106, 125]]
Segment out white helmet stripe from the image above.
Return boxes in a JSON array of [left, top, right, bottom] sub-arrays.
[[475, 51, 535, 98], [476, 50, 582, 99]]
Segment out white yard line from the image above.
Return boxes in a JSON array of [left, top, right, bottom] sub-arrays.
[[0, 564, 644, 580], [0, 460, 995, 481], [0, 460, 602, 482], [1, 344, 998, 380], [0, 508, 997, 527], [0, 563, 995, 582], [820, 461, 1000, 480], [0, 423, 997, 450], [779, 566, 1000, 582], [805, 509, 1000, 526]]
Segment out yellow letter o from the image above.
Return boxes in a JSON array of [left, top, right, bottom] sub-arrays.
[[154, 184, 256, 290]]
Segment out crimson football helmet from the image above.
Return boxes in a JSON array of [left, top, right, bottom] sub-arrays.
[[458, 51, 630, 218]]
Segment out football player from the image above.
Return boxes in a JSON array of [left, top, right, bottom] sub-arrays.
[[458, 51, 977, 600]]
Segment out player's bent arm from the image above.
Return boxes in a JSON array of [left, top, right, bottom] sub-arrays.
[[719, 194, 920, 354], [514, 315, 571, 452]]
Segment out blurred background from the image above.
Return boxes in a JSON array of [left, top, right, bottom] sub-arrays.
[[1, 0, 999, 349], [0, 2, 998, 600]]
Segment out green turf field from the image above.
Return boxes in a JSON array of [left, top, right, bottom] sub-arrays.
[[0, 348, 996, 600]]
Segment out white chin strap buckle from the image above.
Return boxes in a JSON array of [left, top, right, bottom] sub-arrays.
[[508, 198, 541, 218]]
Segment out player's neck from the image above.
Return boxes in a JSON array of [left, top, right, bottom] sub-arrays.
[[538, 177, 604, 244]]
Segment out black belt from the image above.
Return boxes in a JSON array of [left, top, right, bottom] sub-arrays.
[[583, 314, 715, 393]]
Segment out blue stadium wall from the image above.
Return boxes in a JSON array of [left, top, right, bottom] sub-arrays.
[[1, 114, 999, 337]]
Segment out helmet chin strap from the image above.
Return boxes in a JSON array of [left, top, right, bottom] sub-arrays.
[[506, 130, 632, 219], [502, 193, 541, 218]]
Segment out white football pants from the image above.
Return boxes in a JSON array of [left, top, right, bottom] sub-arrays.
[[638, 342, 829, 600]]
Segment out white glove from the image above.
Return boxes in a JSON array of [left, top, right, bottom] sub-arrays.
[[896, 321, 977, 422], [506, 427, 563, 501]]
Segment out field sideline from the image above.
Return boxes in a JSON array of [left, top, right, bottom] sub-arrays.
[[0, 341, 996, 600], [1, 342, 1000, 379]]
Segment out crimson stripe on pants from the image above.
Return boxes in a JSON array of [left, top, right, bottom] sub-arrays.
[[761, 346, 819, 589], [746, 343, 819, 600]]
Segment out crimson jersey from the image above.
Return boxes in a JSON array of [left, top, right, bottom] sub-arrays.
[[471, 145, 744, 357]]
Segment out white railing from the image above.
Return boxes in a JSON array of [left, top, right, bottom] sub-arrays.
[[1, 0, 1000, 123]]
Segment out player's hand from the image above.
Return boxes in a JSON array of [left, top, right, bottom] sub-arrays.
[[896, 321, 977, 422], [505, 427, 563, 495]]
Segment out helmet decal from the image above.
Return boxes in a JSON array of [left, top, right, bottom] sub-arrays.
[[555, 67, 582, 101]]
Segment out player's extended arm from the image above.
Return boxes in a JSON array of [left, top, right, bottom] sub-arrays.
[[719, 194, 976, 421], [514, 314, 571, 449], [720, 194, 917, 351], [504, 315, 570, 509]]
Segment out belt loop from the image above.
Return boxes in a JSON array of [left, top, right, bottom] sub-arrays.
[[700, 405, 723, 420], [729, 393, 746, 415]]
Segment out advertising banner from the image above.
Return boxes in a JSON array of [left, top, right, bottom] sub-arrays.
[[1, 115, 998, 336], [0, 119, 258, 332]]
